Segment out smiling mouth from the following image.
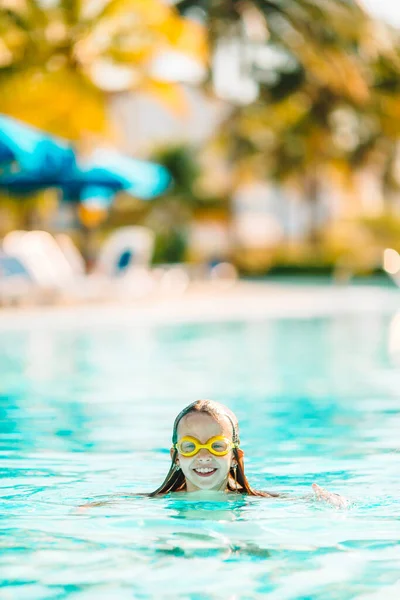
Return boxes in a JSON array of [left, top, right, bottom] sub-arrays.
[[193, 467, 218, 477]]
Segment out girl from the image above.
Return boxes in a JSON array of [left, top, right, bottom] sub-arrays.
[[149, 399, 347, 507]]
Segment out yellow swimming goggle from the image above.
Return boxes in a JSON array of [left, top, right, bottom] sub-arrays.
[[174, 435, 237, 457]]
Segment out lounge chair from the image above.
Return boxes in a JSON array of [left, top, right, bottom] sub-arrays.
[[0, 251, 38, 305]]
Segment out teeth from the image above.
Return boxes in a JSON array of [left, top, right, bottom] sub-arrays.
[[194, 468, 216, 473]]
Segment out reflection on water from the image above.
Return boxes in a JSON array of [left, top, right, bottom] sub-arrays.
[[1, 308, 400, 598], [166, 492, 246, 522]]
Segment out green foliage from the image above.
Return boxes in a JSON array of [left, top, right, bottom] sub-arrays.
[[152, 228, 187, 264], [154, 146, 200, 203]]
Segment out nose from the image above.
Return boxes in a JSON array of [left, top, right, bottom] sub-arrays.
[[196, 449, 213, 462]]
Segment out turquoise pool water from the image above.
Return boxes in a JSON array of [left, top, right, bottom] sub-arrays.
[[1, 300, 399, 599]]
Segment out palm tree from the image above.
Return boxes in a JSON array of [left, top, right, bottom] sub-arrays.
[[177, 0, 400, 252], [177, 0, 370, 104], [0, 0, 207, 140]]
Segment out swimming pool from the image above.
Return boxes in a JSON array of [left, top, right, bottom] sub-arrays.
[[1, 288, 399, 599]]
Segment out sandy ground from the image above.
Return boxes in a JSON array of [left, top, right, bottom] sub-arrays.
[[0, 281, 399, 330]]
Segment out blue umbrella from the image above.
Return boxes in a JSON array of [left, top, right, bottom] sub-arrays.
[[81, 149, 171, 200], [64, 149, 171, 207], [0, 114, 76, 177], [0, 147, 171, 207]]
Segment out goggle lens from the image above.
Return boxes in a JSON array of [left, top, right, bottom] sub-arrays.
[[180, 440, 196, 454], [210, 439, 230, 454]]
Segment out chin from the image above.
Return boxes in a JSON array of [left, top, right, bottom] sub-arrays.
[[191, 477, 226, 491]]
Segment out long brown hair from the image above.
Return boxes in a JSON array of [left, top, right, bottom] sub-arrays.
[[148, 400, 277, 497]]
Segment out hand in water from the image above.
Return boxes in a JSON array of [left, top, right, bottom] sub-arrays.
[[312, 483, 349, 509]]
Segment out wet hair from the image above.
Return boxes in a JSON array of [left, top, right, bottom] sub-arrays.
[[148, 399, 277, 497]]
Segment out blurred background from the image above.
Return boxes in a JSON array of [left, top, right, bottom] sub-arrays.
[[1, 0, 400, 305]]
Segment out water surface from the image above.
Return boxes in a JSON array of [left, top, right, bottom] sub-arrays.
[[1, 299, 400, 598]]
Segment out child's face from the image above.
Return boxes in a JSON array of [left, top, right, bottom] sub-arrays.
[[173, 412, 237, 492]]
